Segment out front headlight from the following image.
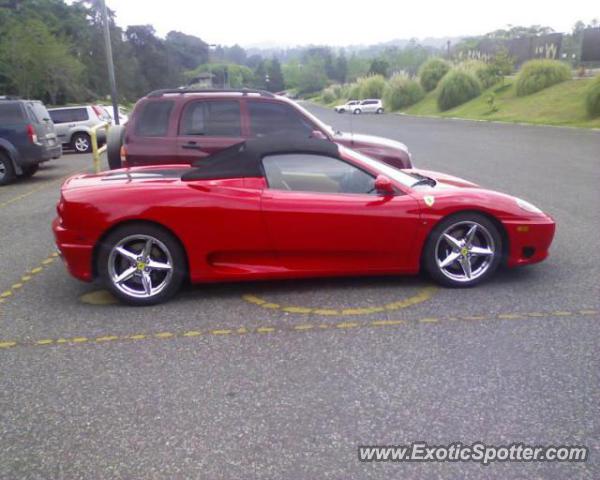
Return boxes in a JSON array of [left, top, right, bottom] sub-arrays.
[[516, 198, 543, 215]]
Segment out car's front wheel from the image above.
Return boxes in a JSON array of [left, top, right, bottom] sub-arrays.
[[98, 224, 186, 305], [72, 133, 92, 153], [423, 213, 502, 287]]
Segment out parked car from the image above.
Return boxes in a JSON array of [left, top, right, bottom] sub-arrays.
[[334, 100, 361, 113], [48, 105, 112, 153], [352, 99, 384, 114], [107, 88, 410, 170], [54, 136, 555, 306], [101, 104, 129, 125], [0, 98, 62, 185]]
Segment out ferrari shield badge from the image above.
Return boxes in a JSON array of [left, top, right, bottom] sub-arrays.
[[424, 195, 435, 207]]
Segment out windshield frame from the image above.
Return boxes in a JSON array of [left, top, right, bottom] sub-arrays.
[[341, 146, 417, 190]]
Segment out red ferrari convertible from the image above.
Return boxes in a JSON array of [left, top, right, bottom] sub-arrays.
[[53, 137, 555, 305]]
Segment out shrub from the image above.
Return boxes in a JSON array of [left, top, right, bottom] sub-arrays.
[[418, 58, 450, 92], [476, 64, 502, 89], [383, 74, 425, 110], [358, 74, 386, 99], [437, 70, 482, 111], [585, 74, 600, 118], [348, 82, 362, 100], [320, 87, 336, 104], [457, 60, 500, 89], [515, 59, 571, 96]]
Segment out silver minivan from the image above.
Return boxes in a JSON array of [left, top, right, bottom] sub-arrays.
[[48, 105, 112, 153]]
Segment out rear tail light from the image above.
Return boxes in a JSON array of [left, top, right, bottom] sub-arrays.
[[26, 124, 38, 144], [120, 145, 128, 165]]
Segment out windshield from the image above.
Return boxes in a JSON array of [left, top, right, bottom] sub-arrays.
[[341, 146, 416, 188]]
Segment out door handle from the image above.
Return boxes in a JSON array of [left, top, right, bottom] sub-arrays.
[[182, 141, 202, 150]]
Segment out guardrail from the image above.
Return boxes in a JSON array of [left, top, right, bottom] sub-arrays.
[[90, 122, 110, 173]]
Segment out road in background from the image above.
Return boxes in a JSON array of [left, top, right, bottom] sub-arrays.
[[0, 113, 598, 479]]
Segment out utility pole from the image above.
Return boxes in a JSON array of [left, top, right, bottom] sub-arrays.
[[447, 40, 451, 60], [100, 0, 120, 125]]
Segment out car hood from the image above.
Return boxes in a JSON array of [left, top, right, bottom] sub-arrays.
[[404, 168, 480, 189], [333, 131, 409, 153]]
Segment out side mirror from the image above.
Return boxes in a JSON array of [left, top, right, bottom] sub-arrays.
[[374, 174, 395, 195], [310, 130, 327, 140]]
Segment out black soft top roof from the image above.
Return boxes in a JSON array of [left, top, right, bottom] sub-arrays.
[[181, 135, 340, 181]]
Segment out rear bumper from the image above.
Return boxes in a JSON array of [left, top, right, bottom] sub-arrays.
[[504, 217, 556, 267], [19, 143, 62, 166], [52, 218, 94, 282]]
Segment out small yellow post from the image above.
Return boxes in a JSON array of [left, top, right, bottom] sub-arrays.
[[90, 122, 110, 174]]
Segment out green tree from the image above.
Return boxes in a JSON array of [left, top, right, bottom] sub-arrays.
[[0, 18, 84, 102], [165, 31, 209, 70], [369, 58, 390, 77], [335, 52, 348, 84], [267, 58, 285, 92]]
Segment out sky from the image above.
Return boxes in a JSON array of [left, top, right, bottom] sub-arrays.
[[105, 0, 598, 47]]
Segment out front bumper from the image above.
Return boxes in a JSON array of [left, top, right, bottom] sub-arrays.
[[504, 217, 556, 267], [52, 217, 94, 282]]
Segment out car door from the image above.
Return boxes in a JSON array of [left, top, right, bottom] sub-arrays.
[[361, 100, 374, 113], [126, 99, 178, 166], [177, 99, 244, 164], [260, 153, 421, 273]]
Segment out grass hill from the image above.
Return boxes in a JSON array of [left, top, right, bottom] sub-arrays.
[[402, 78, 600, 129]]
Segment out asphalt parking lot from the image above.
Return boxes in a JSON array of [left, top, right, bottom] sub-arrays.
[[1, 109, 599, 479]]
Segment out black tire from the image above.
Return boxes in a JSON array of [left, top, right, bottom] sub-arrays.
[[423, 212, 503, 288], [97, 223, 187, 306], [107, 125, 125, 170], [20, 164, 40, 178], [353, 108, 361, 114], [338, 109, 345, 114], [71, 132, 92, 153], [376, 108, 384, 114], [0, 152, 16, 186]]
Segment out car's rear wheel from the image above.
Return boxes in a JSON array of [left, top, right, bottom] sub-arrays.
[[0, 152, 16, 186], [376, 108, 384, 114], [353, 108, 361, 114], [423, 213, 502, 287], [98, 224, 186, 306], [338, 108, 345, 113], [72, 133, 92, 153], [20, 164, 39, 178]]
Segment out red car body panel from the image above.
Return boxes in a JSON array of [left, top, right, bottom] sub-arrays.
[[122, 94, 412, 169], [53, 151, 555, 285]]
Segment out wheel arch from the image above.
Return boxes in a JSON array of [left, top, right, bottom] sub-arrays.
[[91, 219, 190, 280], [0, 140, 21, 174], [419, 209, 510, 269]]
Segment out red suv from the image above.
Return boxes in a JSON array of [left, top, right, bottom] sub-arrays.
[[109, 89, 412, 170]]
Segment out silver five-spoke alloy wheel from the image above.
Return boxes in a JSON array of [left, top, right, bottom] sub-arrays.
[[74, 136, 90, 152], [108, 234, 174, 299], [434, 221, 495, 283], [0, 162, 6, 180]]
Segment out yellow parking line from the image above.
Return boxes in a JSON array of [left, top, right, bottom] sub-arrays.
[[241, 286, 437, 317], [182, 331, 202, 337], [0, 308, 597, 352]]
